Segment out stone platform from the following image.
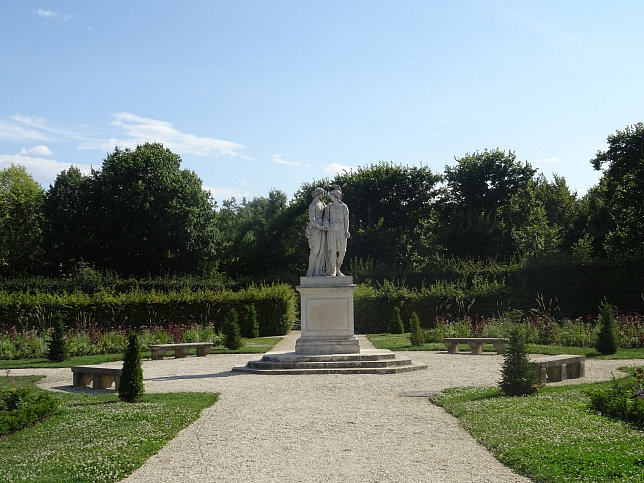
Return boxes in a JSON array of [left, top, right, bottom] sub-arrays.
[[232, 349, 427, 375]]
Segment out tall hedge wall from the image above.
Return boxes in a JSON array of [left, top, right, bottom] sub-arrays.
[[0, 284, 297, 336]]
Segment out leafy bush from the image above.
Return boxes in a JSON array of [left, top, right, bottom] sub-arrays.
[[0, 381, 60, 436], [222, 309, 242, 350], [46, 314, 68, 362], [409, 312, 424, 346], [499, 325, 538, 396], [388, 307, 405, 334], [119, 333, 144, 403], [596, 303, 619, 355], [588, 367, 644, 429]]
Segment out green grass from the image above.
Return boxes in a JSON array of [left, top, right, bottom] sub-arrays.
[[430, 373, 644, 482], [0, 336, 283, 369], [366, 333, 644, 359], [0, 376, 217, 483]]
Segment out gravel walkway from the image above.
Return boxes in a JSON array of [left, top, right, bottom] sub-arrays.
[[12, 332, 644, 483]]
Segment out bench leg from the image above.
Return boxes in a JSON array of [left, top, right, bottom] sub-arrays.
[[174, 347, 188, 358], [560, 363, 568, 381], [492, 342, 507, 354], [114, 375, 120, 391], [151, 349, 167, 360], [467, 342, 483, 354], [196, 346, 210, 356], [75, 373, 93, 387], [579, 360, 585, 378], [98, 374, 115, 389], [444, 341, 458, 353], [539, 366, 547, 384]]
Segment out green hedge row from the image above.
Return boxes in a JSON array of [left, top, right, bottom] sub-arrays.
[[0, 284, 297, 337]]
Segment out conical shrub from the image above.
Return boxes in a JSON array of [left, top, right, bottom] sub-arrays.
[[595, 303, 619, 355], [242, 305, 260, 339], [223, 308, 243, 350], [47, 312, 69, 362], [119, 332, 144, 403], [409, 312, 424, 346], [388, 306, 405, 334], [499, 325, 538, 396]]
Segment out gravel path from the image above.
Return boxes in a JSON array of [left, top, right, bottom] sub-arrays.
[[12, 333, 643, 483]]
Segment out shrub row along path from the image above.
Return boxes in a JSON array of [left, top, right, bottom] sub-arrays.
[[14, 332, 644, 483]]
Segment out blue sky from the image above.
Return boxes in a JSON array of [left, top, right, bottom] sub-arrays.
[[1, 1, 643, 204]]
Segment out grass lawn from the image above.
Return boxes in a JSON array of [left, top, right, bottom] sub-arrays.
[[366, 333, 644, 359], [431, 372, 644, 482], [0, 336, 283, 369], [0, 376, 217, 483]]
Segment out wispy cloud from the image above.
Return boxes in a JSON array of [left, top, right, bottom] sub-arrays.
[[20, 145, 53, 156], [324, 162, 355, 174], [272, 154, 303, 167], [204, 186, 249, 202], [0, 119, 50, 141], [35, 9, 74, 21], [0, 153, 91, 187], [79, 112, 245, 158]]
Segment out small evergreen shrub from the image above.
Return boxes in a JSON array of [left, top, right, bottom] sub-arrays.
[[222, 309, 242, 350], [47, 313, 69, 362], [409, 312, 424, 346], [242, 305, 260, 339], [595, 303, 619, 355], [0, 385, 60, 436], [499, 325, 538, 396], [119, 333, 144, 403], [388, 306, 405, 334]]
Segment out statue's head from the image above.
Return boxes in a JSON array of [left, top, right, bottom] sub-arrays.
[[329, 189, 342, 200], [311, 187, 325, 198]]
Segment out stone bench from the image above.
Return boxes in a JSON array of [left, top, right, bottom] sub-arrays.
[[71, 365, 122, 390], [530, 354, 586, 383], [148, 342, 214, 360], [443, 337, 508, 354]]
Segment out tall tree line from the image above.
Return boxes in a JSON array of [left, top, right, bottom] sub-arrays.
[[1, 123, 643, 281]]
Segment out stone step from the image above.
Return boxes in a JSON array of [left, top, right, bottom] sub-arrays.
[[260, 351, 396, 364], [232, 362, 427, 375], [247, 358, 412, 370]]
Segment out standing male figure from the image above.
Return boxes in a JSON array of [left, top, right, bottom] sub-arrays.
[[305, 187, 327, 276], [324, 188, 350, 276]]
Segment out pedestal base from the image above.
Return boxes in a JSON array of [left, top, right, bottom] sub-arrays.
[[295, 335, 360, 355], [296, 276, 359, 355]]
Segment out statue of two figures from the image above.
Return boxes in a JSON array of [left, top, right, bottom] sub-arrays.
[[306, 186, 350, 277]]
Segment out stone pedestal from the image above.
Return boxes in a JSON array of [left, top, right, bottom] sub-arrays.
[[295, 276, 360, 354]]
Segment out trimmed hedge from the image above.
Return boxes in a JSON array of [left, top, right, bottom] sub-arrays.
[[0, 284, 296, 337], [0, 386, 60, 436]]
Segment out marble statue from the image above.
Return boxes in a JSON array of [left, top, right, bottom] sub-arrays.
[[324, 188, 350, 276], [305, 187, 327, 276]]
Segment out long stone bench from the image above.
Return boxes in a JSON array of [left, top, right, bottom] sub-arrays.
[[443, 337, 508, 354], [71, 365, 122, 390], [530, 354, 585, 383], [148, 342, 213, 360]]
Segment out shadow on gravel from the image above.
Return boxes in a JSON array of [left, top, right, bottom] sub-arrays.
[[145, 371, 245, 381]]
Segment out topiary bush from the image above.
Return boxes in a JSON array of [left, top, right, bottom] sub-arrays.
[[595, 303, 619, 355], [47, 313, 69, 362], [499, 325, 538, 396], [242, 305, 259, 339], [222, 309, 242, 350], [409, 312, 424, 346], [388, 306, 405, 334], [119, 333, 144, 403]]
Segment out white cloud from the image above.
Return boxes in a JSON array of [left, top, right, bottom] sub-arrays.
[[20, 145, 53, 156], [272, 154, 303, 167], [0, 120, 50, 141], [0, 153, 91, 187], [79, 112, 244, 158], [36, 9, 56, 18], [204, 186, 249, 202], [35, 9, 74, 21], [324, 162, 355, 174]]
